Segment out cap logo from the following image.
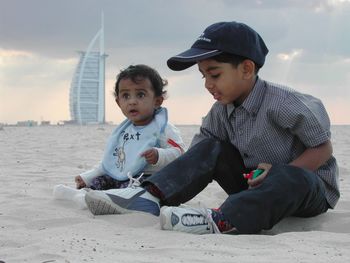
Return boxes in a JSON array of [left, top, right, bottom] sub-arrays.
[[197, 32, 211, 43]]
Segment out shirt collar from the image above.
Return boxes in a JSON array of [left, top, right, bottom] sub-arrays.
[[226, 77, 266, 117]]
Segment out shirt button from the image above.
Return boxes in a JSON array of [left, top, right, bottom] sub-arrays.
[[239, 130, 244, 135]]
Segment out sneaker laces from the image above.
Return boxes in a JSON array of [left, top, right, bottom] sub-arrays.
[[127, 172, 144, 188], [180, 204, 221, 234]]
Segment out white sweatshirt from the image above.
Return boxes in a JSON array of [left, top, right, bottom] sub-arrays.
[[80, 123, 186, 187]]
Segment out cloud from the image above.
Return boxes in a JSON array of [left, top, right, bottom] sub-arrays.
[[0, 48, 76, 123], [1, 0, 350, 124], [0, 48, 76, 89], [0, 49, 33, 59], [277, 49, 303, 61]]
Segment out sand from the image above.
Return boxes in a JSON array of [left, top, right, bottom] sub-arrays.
[[0, 124, 350, 262]]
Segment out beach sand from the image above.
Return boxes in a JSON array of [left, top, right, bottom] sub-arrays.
[[0, 125, 349, 262]]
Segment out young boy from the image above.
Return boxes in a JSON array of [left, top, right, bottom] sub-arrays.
[[54, 65, 185, 210], [84, 22, 339, 234], [74, 64, 185, 191]]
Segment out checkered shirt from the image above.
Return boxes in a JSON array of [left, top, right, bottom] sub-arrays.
[[192, 77, 339, 208]]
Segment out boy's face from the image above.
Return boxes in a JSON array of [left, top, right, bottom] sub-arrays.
[[116, 78, 163, 126], [198, 59, 254, 105]]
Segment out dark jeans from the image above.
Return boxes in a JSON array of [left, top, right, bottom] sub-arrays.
[[143, 138, 329, 234]]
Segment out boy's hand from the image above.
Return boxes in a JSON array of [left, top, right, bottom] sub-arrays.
[[141, 148, 159, 165], [75, 175, 86, 189], [247, 163, 272, 188]]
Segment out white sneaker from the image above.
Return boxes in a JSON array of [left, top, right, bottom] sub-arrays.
[[72, 193, 88, 209], [53, 184, 87, 209], [160, 205, 220, 234], [85, 186, 160, 216]]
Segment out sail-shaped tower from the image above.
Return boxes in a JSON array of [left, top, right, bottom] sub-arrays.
[[69, 15, 107, 124]]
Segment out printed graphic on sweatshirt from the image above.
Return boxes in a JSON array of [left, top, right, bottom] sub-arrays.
[[113, 131, 141, 172]]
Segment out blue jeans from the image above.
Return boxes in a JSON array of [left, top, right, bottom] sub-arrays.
[[143, 138, 329, 234]]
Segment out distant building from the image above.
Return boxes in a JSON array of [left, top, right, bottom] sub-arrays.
[[69, 14, 107, 124], [17, 120, 38, 127], [40, 121, 51, 126], [62, 120, 77, 125]]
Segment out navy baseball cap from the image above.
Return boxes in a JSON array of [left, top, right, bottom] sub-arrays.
[[167, 21, 269, 71]]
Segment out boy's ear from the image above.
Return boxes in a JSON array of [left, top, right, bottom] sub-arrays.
[[241, 60, 255, 79], [115, 97, 121, 107], [155, 96, 164, 107]]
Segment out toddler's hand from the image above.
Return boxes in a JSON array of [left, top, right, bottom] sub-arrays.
[[247, 163, 272, 188], [75, 175, 86, 189], [141, 148, 159, 165]]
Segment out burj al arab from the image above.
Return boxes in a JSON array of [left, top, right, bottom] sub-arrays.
[[69, 15, 107, 124]]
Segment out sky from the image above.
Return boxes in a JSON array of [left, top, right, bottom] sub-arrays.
[[1, 0, 350, 125]]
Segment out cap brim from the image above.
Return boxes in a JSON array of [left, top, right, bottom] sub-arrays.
[[167, 48, 222, 71]]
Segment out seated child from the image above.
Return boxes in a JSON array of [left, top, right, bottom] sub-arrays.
[[53, 64, 185, 208]]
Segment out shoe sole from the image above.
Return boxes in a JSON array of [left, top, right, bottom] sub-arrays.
[[85, 191, 130, 215], [160, 206, 172, 230], [159, 207, 168, 230]]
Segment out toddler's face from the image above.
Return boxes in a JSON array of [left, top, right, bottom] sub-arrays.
[[116, 78, 162, 126], [198, 59, 252, 105]]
